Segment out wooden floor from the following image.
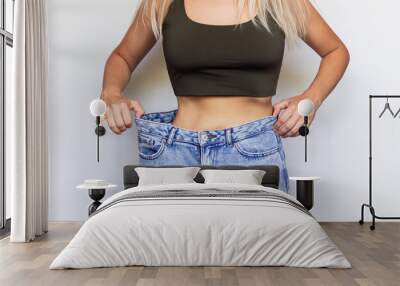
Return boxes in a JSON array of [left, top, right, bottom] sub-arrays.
[[0, 222, 399, 286]]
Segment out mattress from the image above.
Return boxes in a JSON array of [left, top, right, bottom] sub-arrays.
[[49, 183, 351, 269]]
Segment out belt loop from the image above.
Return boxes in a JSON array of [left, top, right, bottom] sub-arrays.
[[167, 127, 177, 145], [225, 128, 233, 146]]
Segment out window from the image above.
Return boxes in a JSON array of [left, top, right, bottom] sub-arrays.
[[0, 0, 14, 236]]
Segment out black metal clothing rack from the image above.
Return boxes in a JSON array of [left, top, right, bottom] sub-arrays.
[[359, 95, 400, 230]]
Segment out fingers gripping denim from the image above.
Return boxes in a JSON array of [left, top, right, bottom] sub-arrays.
[[135, 110, 290, 193]]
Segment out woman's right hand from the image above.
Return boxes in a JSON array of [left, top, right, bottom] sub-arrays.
[[101, 91, 145, 135]]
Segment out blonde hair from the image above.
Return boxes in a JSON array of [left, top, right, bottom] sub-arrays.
[[134, 0, 310, 44]]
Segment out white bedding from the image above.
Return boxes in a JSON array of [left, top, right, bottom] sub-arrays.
[[49, 183, 351, 269]]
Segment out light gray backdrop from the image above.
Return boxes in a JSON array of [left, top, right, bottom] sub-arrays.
[[47, 0, 400, 221]]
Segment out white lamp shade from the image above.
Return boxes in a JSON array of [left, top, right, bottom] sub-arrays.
[[90, 99, 107, 117], [298, 99, 315, 116]]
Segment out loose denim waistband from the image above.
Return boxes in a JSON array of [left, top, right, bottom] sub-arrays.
[[135, 109, 278, 146]]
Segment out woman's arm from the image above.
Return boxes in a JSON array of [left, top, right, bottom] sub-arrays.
[[101, 0, 169, 134], [273, 0, 350, 137]]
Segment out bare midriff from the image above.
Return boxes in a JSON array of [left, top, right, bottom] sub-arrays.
[[172, 96, 274, 131]]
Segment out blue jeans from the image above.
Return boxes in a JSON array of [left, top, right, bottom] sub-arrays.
[[135, 110, 289, 193]]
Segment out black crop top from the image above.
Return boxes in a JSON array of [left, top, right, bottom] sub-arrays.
[[161, 0, 286, 97]]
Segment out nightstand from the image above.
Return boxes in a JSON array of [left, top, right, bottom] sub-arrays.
[[289, 177, 320, 210], [76, 180, 117, 216]]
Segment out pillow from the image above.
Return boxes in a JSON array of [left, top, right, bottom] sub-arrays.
[[135, 167, 201, 186], [200, 169, 266, 185]]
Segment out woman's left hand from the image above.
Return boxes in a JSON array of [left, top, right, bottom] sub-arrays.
[[272, 94, 319, 138]]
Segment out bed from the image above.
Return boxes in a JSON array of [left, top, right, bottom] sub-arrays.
[[49, 165, 351, 269]]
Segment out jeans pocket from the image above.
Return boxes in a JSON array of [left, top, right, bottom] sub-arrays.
[[137, 132, 166, 160], [234, 130, 280, 158]]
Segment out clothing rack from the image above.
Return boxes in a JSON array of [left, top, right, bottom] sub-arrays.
[[359, 95, 400, 230]]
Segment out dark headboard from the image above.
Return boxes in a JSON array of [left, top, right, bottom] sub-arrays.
[[123, 165, 280, 189]]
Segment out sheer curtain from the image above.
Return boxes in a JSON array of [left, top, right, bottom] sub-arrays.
[[8, 0, 49, 242]]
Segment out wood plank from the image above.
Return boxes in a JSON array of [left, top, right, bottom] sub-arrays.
[[0, 222, 399, 286]]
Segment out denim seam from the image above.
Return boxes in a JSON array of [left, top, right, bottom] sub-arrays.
[[234, 142, 280, 158], [277, 149, 289, 192], [231, 128, 277, 144], [137, 131, 167, 141], [135, 118, 174, 128], [225, 129, 233, 146], [231, 117, 276, 132], [138, 141, 167, 160], [138, 136, 155, 146], [166, 127, 177, 145], [173, 139, 199, 146], [141, 109, 178, 118]]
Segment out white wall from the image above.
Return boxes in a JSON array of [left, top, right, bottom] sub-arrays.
[[47, 0, 400, 222]]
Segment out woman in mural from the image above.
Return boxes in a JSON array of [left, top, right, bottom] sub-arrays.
[[100, 0, 350, 193]]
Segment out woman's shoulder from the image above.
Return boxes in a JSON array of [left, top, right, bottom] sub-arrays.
[[160, 0, 180, 28], [162, 0, 177, 21], [138, 0, 176, 20], [153, 0, 176, 18]]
